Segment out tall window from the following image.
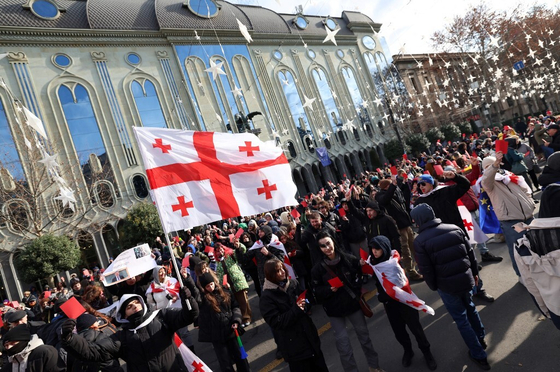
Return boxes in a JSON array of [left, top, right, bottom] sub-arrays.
[[278, 70, 314, 141], [131, 80, 167, 128], [0, 99, 25, 183], [58, 84, 114, 189], [341, 66, 372, 128], [312, 68, 341, 133]]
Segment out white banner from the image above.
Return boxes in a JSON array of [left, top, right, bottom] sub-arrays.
[[101, 244, 156, 286]]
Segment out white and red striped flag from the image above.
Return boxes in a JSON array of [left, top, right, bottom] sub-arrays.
[[249, 235, 296, 279], [457, 200, 489, 245], [133, 128, 297, 233], [174, 334, 213, 371]]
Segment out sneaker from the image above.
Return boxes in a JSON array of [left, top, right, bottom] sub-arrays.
[[474, 290, 495, 302], [468, 351, 491, 370], [402, 350, 414, 367], [423, 351, 437, 370], [481, 252, 503, 262], [479, 337, 488, 350]]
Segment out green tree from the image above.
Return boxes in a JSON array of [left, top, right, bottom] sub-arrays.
[[406, 133, 431, 156], [119, 203, 163, 249], [425, 127, 444, 144], [440, 123, 461, 141], [383, 138, 410, 164], [457, 122, 473, 137], [15, 234, 81, 283]]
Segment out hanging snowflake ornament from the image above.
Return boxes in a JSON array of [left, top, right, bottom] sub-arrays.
[[322, 25, 340, 46], [39, 152, 59, 173], [231, 85, 243, 98], [55, 187, 77, 210], [302, 95, 316, 111], [204, 60, 226, 81]]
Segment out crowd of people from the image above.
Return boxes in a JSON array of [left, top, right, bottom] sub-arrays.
[[2, 115, 560, 372]]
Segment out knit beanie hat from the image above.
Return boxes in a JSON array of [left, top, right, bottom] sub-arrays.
[[547, 151, 560, 171], [3, 324, 31, 343], [199, 272, 215, 289], [76, 313, 98, 332]]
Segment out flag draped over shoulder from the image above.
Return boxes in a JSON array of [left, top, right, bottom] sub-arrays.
[[478, 189, 503, 234], [249, 235, 296, 280], [133, 128, 298, 233], [367, 251, 435, 315], [457, 200, 489, 244]]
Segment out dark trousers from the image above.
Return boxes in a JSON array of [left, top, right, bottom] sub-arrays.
[[384, 299, 431, 352], [288, 351, 329, 372], [245, 266, 261, 297], [212, 338, 250, 372]]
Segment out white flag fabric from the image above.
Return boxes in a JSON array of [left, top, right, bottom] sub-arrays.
[[457, 200, 489, 244], [174, 334, 213, 371], [23, 107, 48, 139], [133, 128, 297, 233], [368, 250, 435, 315], [249, 234, 296, 280]]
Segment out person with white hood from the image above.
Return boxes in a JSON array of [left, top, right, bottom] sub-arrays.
[[145, 265, 181, 310], [60, 288, 198, 372]]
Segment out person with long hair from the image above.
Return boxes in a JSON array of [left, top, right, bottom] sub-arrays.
[[260, 260, 328, 372], [311, 232, 384, 372], [197, 271, 250, 372]]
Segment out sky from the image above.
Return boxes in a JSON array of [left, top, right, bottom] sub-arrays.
[[231, 0, 560, 55]]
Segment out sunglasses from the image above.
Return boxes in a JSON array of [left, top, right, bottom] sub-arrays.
[[418, 182, 427, 186]]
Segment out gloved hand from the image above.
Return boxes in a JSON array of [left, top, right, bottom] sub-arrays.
[[60, 319, 76, 340], [180, 286, 192, 300]]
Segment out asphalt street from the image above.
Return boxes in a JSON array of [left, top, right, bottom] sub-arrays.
[[187, 194, 560, 372]]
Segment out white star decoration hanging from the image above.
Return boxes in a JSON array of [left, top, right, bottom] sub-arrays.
[[39, 153, 59, 172], [204, 60, 226, 81], [55, 187, 76, 211], [302, 95, 316, 110], [236, 18, 253, 43], [322, 25, 340, 46], [231, 85, 243, 98]]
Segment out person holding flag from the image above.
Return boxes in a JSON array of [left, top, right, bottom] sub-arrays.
[[311, 232, 385, 372], [246, 225, 287, 287], [259, 260, 328, 372], [365, 236, 437, 370]]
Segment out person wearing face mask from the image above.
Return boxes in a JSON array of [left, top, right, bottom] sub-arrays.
[[2, 324, 62, 371], [61, 289, 198, 372], [214, 242, 252, 327]]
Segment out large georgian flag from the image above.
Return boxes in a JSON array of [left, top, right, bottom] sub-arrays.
[[133, 128, 297, 233]]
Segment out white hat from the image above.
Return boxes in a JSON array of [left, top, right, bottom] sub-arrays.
[[482, 156, 496, 170]]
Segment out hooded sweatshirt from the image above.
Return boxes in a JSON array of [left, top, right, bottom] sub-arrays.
[[145, 266, 181, 311], [350, 200, 402, 253]]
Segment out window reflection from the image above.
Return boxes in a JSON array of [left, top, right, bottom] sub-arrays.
[[0, 99, 25, 182], [311, 68, 341, 133], [131, 80, 167, 128], [58, 84, 117, 192], [341, 66, 373, 131], [278, 70, 314, 142]]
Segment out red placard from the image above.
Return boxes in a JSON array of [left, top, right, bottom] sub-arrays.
[[223, 275, 228, 287], [290, 208, 301, 219], [338, 207, 346, 217], [362, 264, 374, 275], [297, 289, 308, 303], [60, 297, 86, 319], [390, 166, 398, 175], [228, 234, 235, 243], [495, 140, 508, 154], [402, 154, 408, 160], [234, 228, 244, 239], [43, 291, 52, 299], [328, 277, 344, 288], [224, 247, 234, 256], [214, 233, 221, 240], [376, 168, 382, 173], [300, 200, 308, 208], [433, 165, 444, 176], [11, 301, 19, 309], [204, 246, 214, 254], [182, 257, 190, 268], [359, 248, 368, 261]]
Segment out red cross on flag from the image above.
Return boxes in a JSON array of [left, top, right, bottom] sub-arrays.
[[457, 200, 489, 245], [174, 333, 211, 371], [133, 128, 298, 233]]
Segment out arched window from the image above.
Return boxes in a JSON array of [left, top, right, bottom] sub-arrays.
[[5, 200, 30, 232], [341, 66, 373, 129], [132, 174, 149, 199], [95, 181, 115, 208], [0, 99, 25, 183], [286, 141, 297, 158], [311, 68, 341, 133], [278, 70, 314, 142], [58, 84, 117, 194], [131, 80, 167, 128]]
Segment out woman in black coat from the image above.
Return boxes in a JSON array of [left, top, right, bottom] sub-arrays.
[[259, 260, 328, 372], [197, 272, 250, 372]]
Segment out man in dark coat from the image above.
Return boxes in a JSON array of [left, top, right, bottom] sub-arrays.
[[2, 324, 62, 372], [295, 212, 338, 266], [61, 290, 198, 372], [411, 204, 490, 371], [542, 123, 560, 153]]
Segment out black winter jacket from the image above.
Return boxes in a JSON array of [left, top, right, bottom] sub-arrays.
[[413, 174, 471, 234], [375, 183, 413, 229], [311, 252, 362, 317], [296, 222, 339, 266], [197, 289, 242, 343], [259, 280, 322, 362], [1, 344, 62, 372], [67, 327, 122, 372], [413, 219, 479, 295], [63, 295, 198, 372], [349, 200, 402, 253]]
